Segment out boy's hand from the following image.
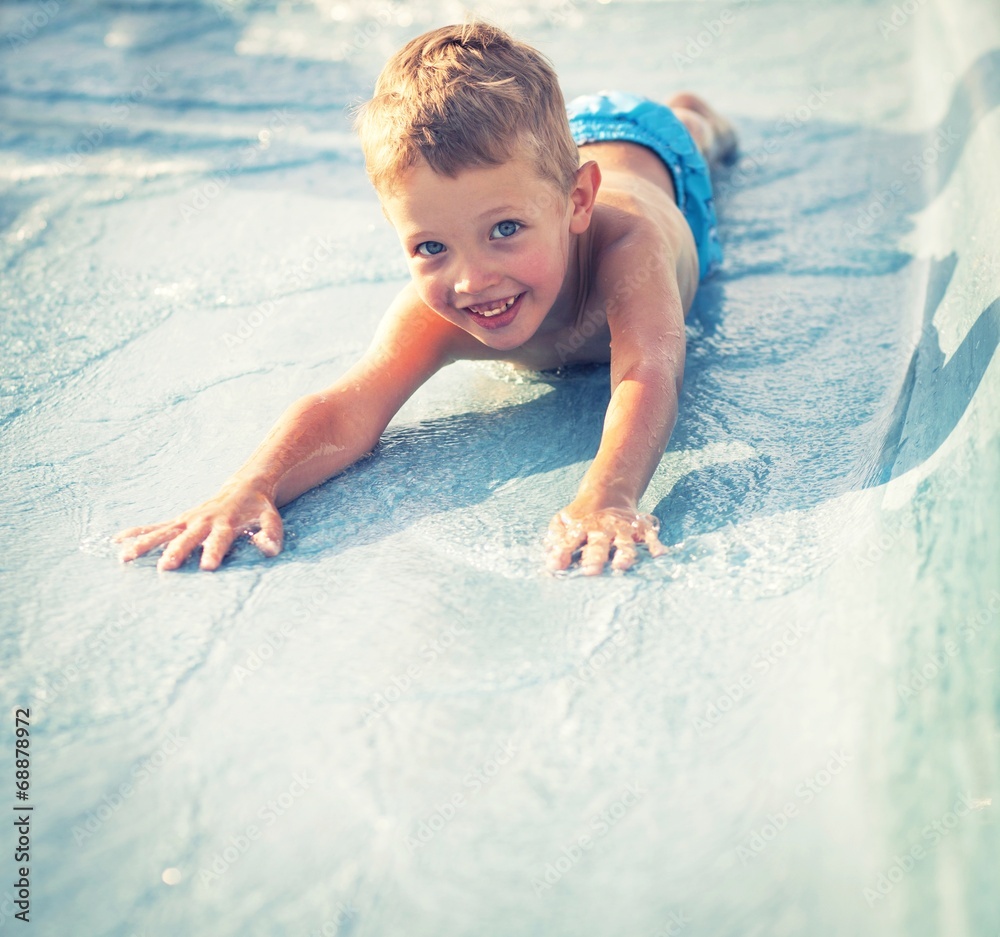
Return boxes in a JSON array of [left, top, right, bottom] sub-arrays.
[[113, 482, 283, 572], [544, 501, 667, 576]]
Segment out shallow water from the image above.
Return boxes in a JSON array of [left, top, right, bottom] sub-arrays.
[[2, 1, 999, 935]]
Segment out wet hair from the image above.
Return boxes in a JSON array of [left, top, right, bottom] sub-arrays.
[[354, 22, 580, 197]]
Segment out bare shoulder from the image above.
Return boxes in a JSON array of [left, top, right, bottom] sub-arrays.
[[590, 169, 700, 312], [584, 182, 692, 376], [329, 283, 472, 436], [365, 281, 461, 365]]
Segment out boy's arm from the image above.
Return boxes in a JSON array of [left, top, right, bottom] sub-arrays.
[[115, 284, 460, 571], [545, 233, 685, 574]]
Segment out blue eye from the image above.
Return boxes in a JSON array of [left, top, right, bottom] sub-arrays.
[[416, 241, 446, 257], [490, 220, 521, 239]]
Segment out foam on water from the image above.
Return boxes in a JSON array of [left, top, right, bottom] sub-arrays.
[[1, 1, 998, 935]]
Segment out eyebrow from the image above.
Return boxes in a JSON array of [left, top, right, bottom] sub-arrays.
[[477, 204, 520, 220]]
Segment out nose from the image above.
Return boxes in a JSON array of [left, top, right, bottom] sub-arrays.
[[452, 250, 501, 297]]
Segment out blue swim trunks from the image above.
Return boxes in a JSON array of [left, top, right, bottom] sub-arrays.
[[567, 91, 722, 280]]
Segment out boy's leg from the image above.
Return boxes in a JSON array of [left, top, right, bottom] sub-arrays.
[[666, 91, 737, 166]]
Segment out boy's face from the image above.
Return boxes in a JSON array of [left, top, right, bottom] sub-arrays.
[[381, 156, 592, 352]]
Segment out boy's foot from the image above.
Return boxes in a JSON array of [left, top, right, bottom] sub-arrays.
[[666, 91, 738, 166]]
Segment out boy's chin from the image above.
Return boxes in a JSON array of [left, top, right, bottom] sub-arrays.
[[474, 332, 529, 351], [467, 316, 538, 351]]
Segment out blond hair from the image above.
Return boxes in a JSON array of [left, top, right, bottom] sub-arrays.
[[354, 22, 579, 196]]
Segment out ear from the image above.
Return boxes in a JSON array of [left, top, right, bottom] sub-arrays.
[[568, 160, 601, 235]]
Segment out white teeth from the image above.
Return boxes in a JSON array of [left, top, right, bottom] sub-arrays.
[[471, 295, 517, 317]]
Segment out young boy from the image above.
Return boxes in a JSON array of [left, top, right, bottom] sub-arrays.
[[115, 22, 736, 576]]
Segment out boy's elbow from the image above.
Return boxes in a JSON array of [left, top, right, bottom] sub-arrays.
[[299, 388, 385, 456], [614, 341, 685, 399]]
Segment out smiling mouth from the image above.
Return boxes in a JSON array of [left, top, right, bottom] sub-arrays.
[[466, 294, 522, 318]]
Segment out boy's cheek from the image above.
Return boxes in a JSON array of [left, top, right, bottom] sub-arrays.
[[412, 278, 442, 310], [412, 283, 457, 322], [509, 244, 554, 284]]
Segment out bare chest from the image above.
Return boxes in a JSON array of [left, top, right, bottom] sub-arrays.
[[499, 313, 613, 371]]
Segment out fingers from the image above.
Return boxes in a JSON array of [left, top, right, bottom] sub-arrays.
[[251, 505, 284, 557], [199, 523, 238, 571], [114, 523, 167, 542], [118, 524, 182, 562], [545, 544, 574, 571], [636, 513, 668, 558], [579, 530, 611, 576], [157, 522, 211, 572], [545, 509, 668, 575], [545, 512, 587, 571], [610, 533, 638, 571], [643, 526, 668, 558], [116, 488, 287, 571]]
